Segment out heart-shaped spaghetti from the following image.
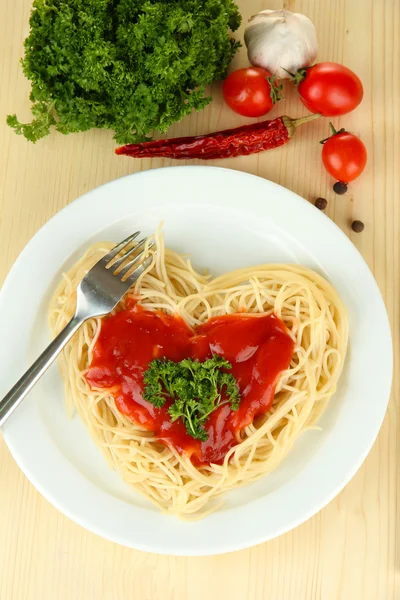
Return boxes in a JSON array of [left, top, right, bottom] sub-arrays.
[[49, 227, 348, 519]]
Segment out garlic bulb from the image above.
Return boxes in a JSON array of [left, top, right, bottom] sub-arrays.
[[244, 10, 318, 79]]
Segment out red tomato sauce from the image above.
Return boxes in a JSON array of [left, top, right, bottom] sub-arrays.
[[86, 308, 294, 466]]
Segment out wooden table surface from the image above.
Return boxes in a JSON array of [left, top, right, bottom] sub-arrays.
[[1, 0, 399, 598]]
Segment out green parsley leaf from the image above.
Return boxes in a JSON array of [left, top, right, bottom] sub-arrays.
[[7, 0, 241, 143], [143, 355, 241, 441]]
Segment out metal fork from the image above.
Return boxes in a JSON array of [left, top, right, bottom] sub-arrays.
[[0, 232, 154, 427]]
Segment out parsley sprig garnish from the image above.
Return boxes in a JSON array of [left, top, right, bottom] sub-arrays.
[[143, 356, 241, 442]]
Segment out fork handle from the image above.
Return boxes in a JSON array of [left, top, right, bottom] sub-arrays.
[[0, 315, 85, 427]]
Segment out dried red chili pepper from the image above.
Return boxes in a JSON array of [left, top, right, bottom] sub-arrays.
[[115, 114, 320, 160]]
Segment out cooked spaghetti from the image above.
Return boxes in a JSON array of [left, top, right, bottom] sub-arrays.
[[49, 229, 348, 519]]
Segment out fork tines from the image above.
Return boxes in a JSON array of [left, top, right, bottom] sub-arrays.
[[99, 231, 155, 281]]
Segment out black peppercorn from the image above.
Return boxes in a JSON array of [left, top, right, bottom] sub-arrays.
[[351, 220, 365, 233], [333, 181, 348, 195], [315, 197, 328, 210]]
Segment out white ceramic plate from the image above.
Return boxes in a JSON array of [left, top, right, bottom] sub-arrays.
[[0, 166, 392, 556]]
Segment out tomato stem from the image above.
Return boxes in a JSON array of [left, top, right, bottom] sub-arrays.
[[329, 122, 337, 135], [320, 122, 346, 144], [284, 67, 310, 86], [267, 75, 284, 104]]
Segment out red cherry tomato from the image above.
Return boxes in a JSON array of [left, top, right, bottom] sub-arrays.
[[223, 67, 279, 118], [297, 62, 363, 116], [322, 130, 367, 182]]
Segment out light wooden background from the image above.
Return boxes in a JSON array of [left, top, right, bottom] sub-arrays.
[[0, 0, 399, 598]]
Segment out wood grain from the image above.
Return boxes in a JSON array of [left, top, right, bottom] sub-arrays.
[[0, 0, 399, 598]]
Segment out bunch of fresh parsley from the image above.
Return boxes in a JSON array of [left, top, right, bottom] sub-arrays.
[[144, 356, 241, 441], [7, 0, 241, 143]]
